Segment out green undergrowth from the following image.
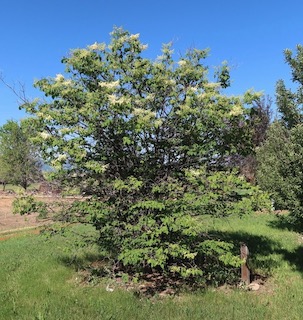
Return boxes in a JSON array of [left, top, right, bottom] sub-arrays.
[[1, 212, 303, 319]]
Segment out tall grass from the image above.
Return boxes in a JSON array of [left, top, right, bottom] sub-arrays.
[[1, 212, 303, 319]]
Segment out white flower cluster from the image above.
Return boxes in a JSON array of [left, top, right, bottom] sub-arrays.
[[229, 105, 243, 116], [140, 44, 148, 50], [204, 82, 221, 90], [188, 169, 202, 177], [165, 79, 176, 86], [44, 115, 53, 121], [133, 108, 156, 118], [89, 42, 98, 50], [99, 80, 120, 89], [108, 94, 130, 105], [57, 154, 67, 162], [40, 132, 51, 140], [63, 79, 72, 86], [55, 74, 64, 82], [188, 86, 198, 93], [178, 60, 187, 67], [88, 42, 106, 51], [129, 33, 140, 40]]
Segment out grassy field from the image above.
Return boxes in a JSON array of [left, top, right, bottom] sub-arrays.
[[1, 212, 303, 319]]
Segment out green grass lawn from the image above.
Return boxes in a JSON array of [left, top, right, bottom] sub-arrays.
[[2, 212, 303, 319]]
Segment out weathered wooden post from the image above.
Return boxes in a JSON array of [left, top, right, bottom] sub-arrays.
[[240, 243, 250, 285]]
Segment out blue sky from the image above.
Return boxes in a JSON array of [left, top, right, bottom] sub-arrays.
[[1, 0, 303, 125]]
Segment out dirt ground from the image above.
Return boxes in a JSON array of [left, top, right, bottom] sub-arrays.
[[0, 194, 56, 234]]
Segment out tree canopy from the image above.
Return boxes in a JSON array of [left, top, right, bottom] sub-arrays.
[[25, 28, 261, 185], [276, 45, 303, 129], [22, 27, 270, 283]]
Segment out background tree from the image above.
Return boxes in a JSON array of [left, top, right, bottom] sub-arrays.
[[237, 96, 272, 184], [257, 45, 303, 224], [276, 45, 303, 129], [22, 28, 270, 284], [0, 154, 10, 190], [0, 120, 42, 190], [257, 122, 296, 209]]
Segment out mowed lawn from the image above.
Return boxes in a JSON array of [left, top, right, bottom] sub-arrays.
[[1, 212, 303, 320]]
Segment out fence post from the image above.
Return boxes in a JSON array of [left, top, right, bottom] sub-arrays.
[[240, 243, 250, 285]]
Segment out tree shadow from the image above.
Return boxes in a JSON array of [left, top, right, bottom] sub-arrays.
[[267, 213, 303, 233], [207, 230, 282, 277], [208, 228, 303, 279], [277, 245, 303, 274], [265, 214, 303, 274], [56, 226, 303, 291], [59, 251, 108, 272]]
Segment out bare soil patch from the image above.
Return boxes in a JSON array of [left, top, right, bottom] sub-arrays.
[[0, 193, 58, 234]]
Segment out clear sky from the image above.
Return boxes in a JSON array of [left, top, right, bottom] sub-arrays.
[[1, 0, 303, 125]]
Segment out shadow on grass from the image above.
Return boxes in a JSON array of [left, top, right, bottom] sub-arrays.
[[207, 229, 303, 278], [57, 227, 303, 288], [265, 214, 303, 274], [278, 245, 303, 274], [208, 230, 282, 277], [59, 230, 296, 278], [267, 213, 303, 233], [59, 251, 108, 272]]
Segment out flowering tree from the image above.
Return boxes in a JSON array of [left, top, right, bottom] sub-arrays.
[[23, 28, 270, 284]]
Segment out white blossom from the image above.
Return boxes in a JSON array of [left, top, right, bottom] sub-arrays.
[[204, 82, 221, 89], [40, 132, 51, 139], [108, 94, 130, 105], [130, 33, 140, 40], [188, 169, 202, 177], [117, 96, 131, 104], [165, 79, 176, 86], [89, 42, 99, 50], [99, 80, 120, 89], [178, 60, 187, 67], [140, 44, 148, 50], [229, 105, 243, 116], [57, 154, 67, 162], [146, 93, 155, 101], [55, 74, 64, 82], [187, 86, 198, 93], [45, 115, 53, 121], [108, 94, 118, 104], [133, 108, 156, 118], [63, 79, 72, 86]]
